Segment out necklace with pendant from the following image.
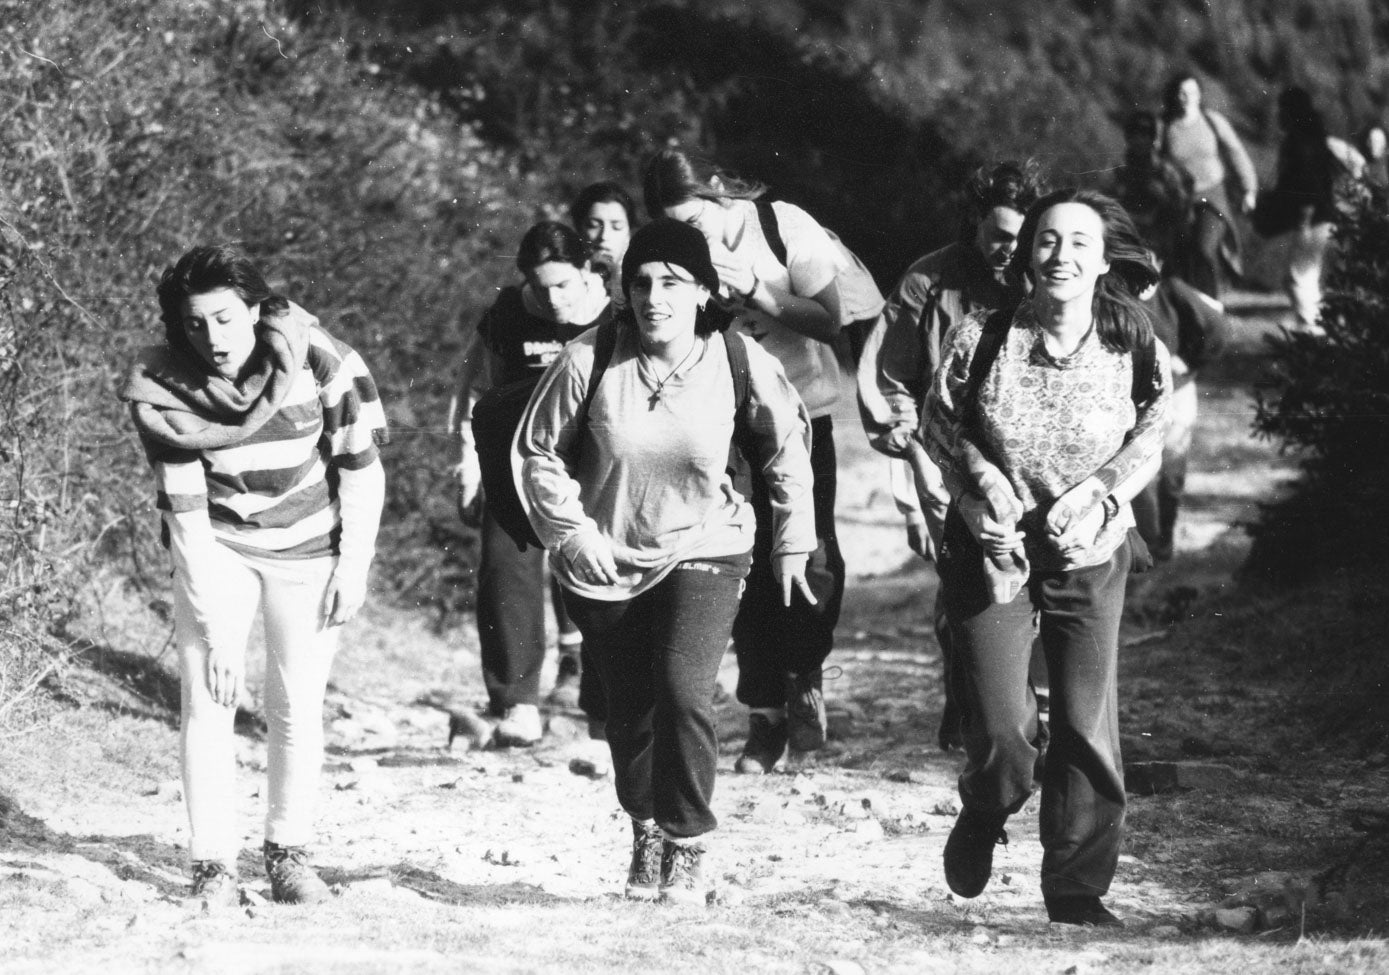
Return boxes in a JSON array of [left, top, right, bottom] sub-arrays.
[[641, 340, 699, 410]]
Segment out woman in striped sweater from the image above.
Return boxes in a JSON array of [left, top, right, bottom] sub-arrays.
[[121, 245, 387, 909]]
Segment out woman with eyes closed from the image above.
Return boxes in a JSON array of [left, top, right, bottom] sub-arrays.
[[570, 181, 638, 305], [515, 218, 816, 906], [120, 244, 387, 909], [920, 189, 1171, 927]]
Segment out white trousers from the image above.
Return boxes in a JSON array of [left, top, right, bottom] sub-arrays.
[[1286, 221, 1335, 329], [174, 549, 339, 862]]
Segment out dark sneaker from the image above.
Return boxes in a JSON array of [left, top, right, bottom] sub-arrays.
[[734, 713, 788, 774], [1045, 894, 1124, 927], [943, 807, 1008, 898], [188, 860, 239, 910], [659, 840, 708, 906], [785, 669, 827, 752], [263, 841, 331, 905], [546, 651, 582, 709], [624, 820, 663, 901]]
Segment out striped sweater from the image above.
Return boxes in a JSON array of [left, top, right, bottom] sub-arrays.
[[144, 324, 388, 560]]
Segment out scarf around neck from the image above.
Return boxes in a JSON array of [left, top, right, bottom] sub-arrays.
[[120, 301, 316, 451]]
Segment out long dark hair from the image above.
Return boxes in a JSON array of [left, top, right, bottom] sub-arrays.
[[641, 147, 766, 218], [156, 244, 288, 359], [515, 220, 593, 274], [1161, 72, 1201, 123], [1009, 188, 1157, 354]]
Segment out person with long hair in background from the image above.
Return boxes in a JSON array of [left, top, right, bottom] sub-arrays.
[[921, 189, 1170, 926], [571, 180, 639, 306], [451, 221, 613, 746], [515, 219, 816, 904], [857, 159, 1045, 753], [121, 244, 387, 908], [642, 147, 847, 776], [1159, 72, 1258, 301]]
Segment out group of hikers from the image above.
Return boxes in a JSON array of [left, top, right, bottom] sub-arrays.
[[118, 74, 1383, 925]]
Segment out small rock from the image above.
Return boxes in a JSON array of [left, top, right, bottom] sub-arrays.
[[885, 769, 914, 783], [714, 886, 746, 907], [568, 757, 609, 779], [836, 799, 872, 821], [931, 798, 961, 817], [334, 777, 360, 791], [851, 819, 884, 843], [241, 888, 268, 908], [1214, 906, 1258, 933], [818, 899, 851, 916], [1151, 925, 1182, 938], [970, 928, 993, 946], [148, 780, 182, 802]]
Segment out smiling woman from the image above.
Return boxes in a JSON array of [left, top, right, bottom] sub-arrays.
[[119, 244, 387, 911], [919, 189, 1171, 927], [514, 218, 816, 906]]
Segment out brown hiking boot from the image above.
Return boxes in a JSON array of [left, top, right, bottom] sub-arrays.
[[263, 841, 330, 905], [624, 819, 663, 901]]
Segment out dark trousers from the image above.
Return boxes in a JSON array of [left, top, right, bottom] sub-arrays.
[[938, 513, 1130, 898], [477, 507, 604, 718], [564, 561, 747, 838], [1185, 184, 1238, 300], [732, 415, 846, 708]]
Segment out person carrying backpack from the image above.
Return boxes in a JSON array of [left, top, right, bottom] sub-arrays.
[[642, 147, 866, 774], [450, 222, 613, 747], [920, 189, 1171, 927], [514, 219, 816, 905]]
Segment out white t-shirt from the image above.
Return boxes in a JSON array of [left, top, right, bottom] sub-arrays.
[[726, 199, 843, 417]]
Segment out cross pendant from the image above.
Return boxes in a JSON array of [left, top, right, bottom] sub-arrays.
[[647, 390, 660, 411]]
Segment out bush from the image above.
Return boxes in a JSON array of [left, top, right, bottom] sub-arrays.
[[1249, 181, 1389, 579]]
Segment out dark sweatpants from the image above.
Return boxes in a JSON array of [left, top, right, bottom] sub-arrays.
[[477, 506, 603, 718], [732, 415, 846, 707], [938, 512, 1131, 898], [564, 559, 748, 839]]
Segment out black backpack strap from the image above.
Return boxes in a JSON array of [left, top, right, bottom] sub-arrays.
[[963, 309, 1012, 419], [754, 199, 788, 268], [576, 318, 619, 430], [724, 328, 753, 436], [1130, 333, 1158, 407]]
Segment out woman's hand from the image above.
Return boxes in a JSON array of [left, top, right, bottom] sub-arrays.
[[1045, 476, 1107, 537], [958, 492, 1026, 559], [455, 460, 484, 527], [324, 567, 368, 627], [205, 641, 244, 709], [1047, 503, 1107, 561], [564, 532, 624, 587], [708, 242, 757, 301], [773, 552, 817, 608]]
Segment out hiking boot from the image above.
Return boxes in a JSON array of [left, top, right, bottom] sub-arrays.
[[262, 841, 331, 905], [494, 703, 543, 747], [624, 819, 663, 901], [187, 860, 239, 910], [943, 807, 1008, 898], [785, 669, 827, 752], [1045, 894, 1124, 927], [734, 713, 787, 774], [546, 650, 582, 709], [659, 839, 708, 906]]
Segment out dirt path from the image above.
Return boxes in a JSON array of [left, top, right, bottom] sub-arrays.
[[3, 304, 1385, 974]]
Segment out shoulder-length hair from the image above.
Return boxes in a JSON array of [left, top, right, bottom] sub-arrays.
[[1008, 188, 1158, 354], [641, 147, 766, 219], [1161, 72, 1201, 123], [155, 244, 288, 358]]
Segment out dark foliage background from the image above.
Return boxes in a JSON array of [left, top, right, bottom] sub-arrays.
[[1, 0, 1386, 729]]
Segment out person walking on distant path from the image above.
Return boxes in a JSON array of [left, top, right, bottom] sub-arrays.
[[1131, 262, 1229, 561], [921, 189, 1170, 927], [1109, 110, 1194, 271], [571, 181, 639, 308], [451, 222, 614, 747], [515, 219, 817, 905], [642, 147, 848, 775], [1159, 72, 1258, 301], [121, 244, 388, 910], [856, 160, 1045, 753]]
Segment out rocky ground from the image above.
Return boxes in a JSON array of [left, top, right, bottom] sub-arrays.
[[2, 299, 1387, 974]]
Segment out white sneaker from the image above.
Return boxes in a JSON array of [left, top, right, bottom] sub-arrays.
[[494, 704, 543, 747]]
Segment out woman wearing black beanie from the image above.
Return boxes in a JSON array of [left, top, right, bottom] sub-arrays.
[[514, 218, 817, 905]]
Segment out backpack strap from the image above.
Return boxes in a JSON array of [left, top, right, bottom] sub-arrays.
[[723, 329, 759, 467], [754, 199, 788, 268], [575, 318, 619, 431], [962, 309, 1013, 419]]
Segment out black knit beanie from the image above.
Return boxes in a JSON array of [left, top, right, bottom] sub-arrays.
[[621, 217, 721, 299]]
